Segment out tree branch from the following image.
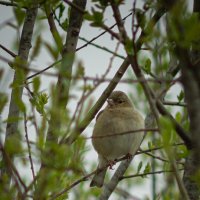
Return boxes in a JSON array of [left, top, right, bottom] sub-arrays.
[[121, 169, 183, 180]]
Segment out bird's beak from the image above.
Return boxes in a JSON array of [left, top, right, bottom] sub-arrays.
[[107, 98, 114, 106]]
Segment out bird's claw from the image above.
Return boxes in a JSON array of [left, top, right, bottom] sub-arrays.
[[125, 153, 132, 161], [108, 160, 116, 170]]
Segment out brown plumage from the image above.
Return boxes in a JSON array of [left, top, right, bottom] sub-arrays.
[[90, 91, 144, 187]]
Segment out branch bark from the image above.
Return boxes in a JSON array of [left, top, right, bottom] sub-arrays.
[[1, 4, 38, 190]]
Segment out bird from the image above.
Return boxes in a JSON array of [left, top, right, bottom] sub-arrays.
[[90, 91, 144, 187]]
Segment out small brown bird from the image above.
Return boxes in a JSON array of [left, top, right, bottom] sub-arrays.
[[90, 91, 144, 187]]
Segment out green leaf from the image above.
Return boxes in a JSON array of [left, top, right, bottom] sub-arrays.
[[136, 8, 146, 29], [175, 112, 182, 123], [148, 141, 154, 150], [144, 162, 151, 174], [61, 19, 68, 31], [137, 161, 143, 174], [84, 13, 94, 21], [5, 134, 23, 156], [13, 87, 26, 112], [92, 8, 103, 24], [58, 3, 65, 19], [159, 116, 175, 147], [33, 77, 41, 93], [144, 58, 151, 74], [177, 145, 189, 159], [177, 90, 184, 102], [84, 8, 104, 27], [14, 7, 25, 26], [75, 62, 85, 78], [30, 93, 48, 115], [125, 39, 134, 55], [39, 93, 49, 105], [0, 93, 8, 114]]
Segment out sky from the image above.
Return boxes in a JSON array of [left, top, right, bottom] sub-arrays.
[[0, 1, 193, 199]]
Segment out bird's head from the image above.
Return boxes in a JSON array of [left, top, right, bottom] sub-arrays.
[[107, 91, 133, 108]]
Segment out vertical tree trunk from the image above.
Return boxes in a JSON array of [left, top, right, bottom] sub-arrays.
[[182, 1, 200, 199], [1, 4, 38, 187]]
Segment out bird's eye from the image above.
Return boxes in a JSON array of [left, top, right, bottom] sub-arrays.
[[118, 100, 123, 104]]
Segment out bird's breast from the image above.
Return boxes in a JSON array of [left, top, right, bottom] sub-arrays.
[[92, 108, 144, 160]]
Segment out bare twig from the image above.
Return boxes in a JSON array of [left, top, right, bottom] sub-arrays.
[[162, 100, 186, 107], [144, 152, 184, 165], [137, 143, 184, 155], [24, 113, 36, 181], [76, 12, 132, 51], [79, 36, 125, 59], [0, 44, 17, 57], [101, 24, 121, 41], [120, 168, 184, 180], [87, 128, 158, 139], [26, 59, 61, 80]]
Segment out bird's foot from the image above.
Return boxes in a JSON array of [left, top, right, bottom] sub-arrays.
[[108, 160, 116, 170], [125, 153, 133, 161]]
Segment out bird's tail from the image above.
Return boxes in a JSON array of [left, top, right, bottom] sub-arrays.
[[90, 167, 107, 188]]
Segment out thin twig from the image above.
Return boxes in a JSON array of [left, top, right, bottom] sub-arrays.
[[87, 128, 158, 139], [162, 100, 186, 107], [24, 113, 36, 181], [120, 169, 184, 180], [137, 143, 184, 155], [26, 59, 61, 80], [79, 37, 125, 59], [76, 12, 132, 51], [0, 44, 17, 57], [101, 24, 121, 41], [144, 152, 184, 165]]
